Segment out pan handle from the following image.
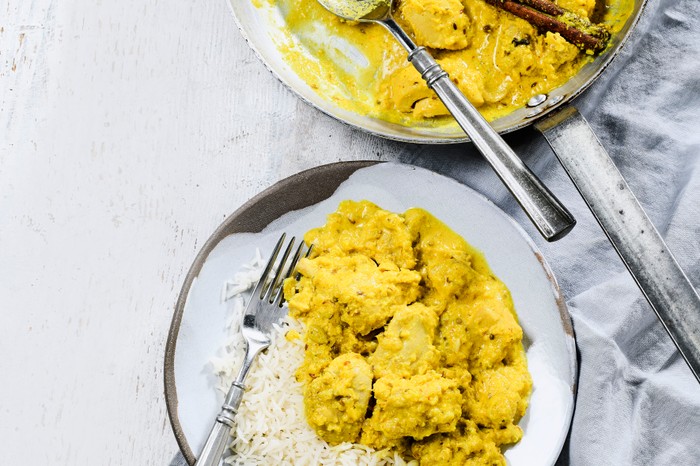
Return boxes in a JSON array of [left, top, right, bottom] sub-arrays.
[[535, 106, 700, 383]]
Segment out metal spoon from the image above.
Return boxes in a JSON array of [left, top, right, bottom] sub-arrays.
[[317, 0, 576, 241]]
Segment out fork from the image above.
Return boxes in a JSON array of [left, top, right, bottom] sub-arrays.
[[195, 233, 308, 466]]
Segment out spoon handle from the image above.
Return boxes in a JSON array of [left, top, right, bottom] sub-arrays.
[[380, 19, 575, 241]]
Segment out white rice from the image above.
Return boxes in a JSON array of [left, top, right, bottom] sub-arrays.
[[212, 254, 415, 466]]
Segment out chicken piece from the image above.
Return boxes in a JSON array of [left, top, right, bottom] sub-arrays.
[[360, 417, 412, 452], [370, 372, 462, 440], [439, 364, 473, 392], [411, 420, 509, 466], [369, 303, 441, 378], [462, 349, 532, 428], [303, 200, 417, 270], [304, 353, 373, 444], [439, 55, 485, 108], [403, 207, 479, 307], [381, 58, 485, 119], [434, 273, 522, 368], [465, 282, 523, 370], [399, 0, 471, 50], [382, 66, 434, 114], [286, 293, 344, 384], [340, 324, 379, 356], [292, 253, 421, 335], [536, 32, 582, 76]]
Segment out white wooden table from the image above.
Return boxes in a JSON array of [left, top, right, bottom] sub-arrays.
[[4, 0, 699, 464]]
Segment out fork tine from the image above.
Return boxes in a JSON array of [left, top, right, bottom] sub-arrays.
[[264, 236, 296, 302], [252, 233, 286, 301], [292, 244, 313, 281], [272, 240, 307, 306]]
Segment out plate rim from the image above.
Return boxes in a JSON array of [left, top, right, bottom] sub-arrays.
[[164, 161, 578, 465]]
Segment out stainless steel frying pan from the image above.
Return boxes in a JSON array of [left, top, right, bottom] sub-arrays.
[[227, 0, 700, 380]]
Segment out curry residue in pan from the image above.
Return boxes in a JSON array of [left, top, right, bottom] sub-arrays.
[[262, 0, 632, 126]]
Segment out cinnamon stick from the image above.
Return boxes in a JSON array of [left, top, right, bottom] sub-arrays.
[[485, 0, 611, 53]]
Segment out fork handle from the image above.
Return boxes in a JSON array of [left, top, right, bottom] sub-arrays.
[[195, 418, 235, 466], [195, 381, 245, 466], [195, 341, 264, 466]]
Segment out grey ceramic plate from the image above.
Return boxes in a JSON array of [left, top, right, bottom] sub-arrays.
[[164, 161, 578, 464]]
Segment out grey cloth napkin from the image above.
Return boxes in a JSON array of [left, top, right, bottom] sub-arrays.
[[558, 0, 700, 462], [399, 0, 700, 463]]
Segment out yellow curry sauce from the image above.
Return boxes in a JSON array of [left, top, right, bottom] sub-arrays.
[[283, 201, 532, 465], [264, 0, 632, 126]]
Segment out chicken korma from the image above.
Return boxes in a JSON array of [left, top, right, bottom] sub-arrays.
[[284, 200, 532, 465]]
